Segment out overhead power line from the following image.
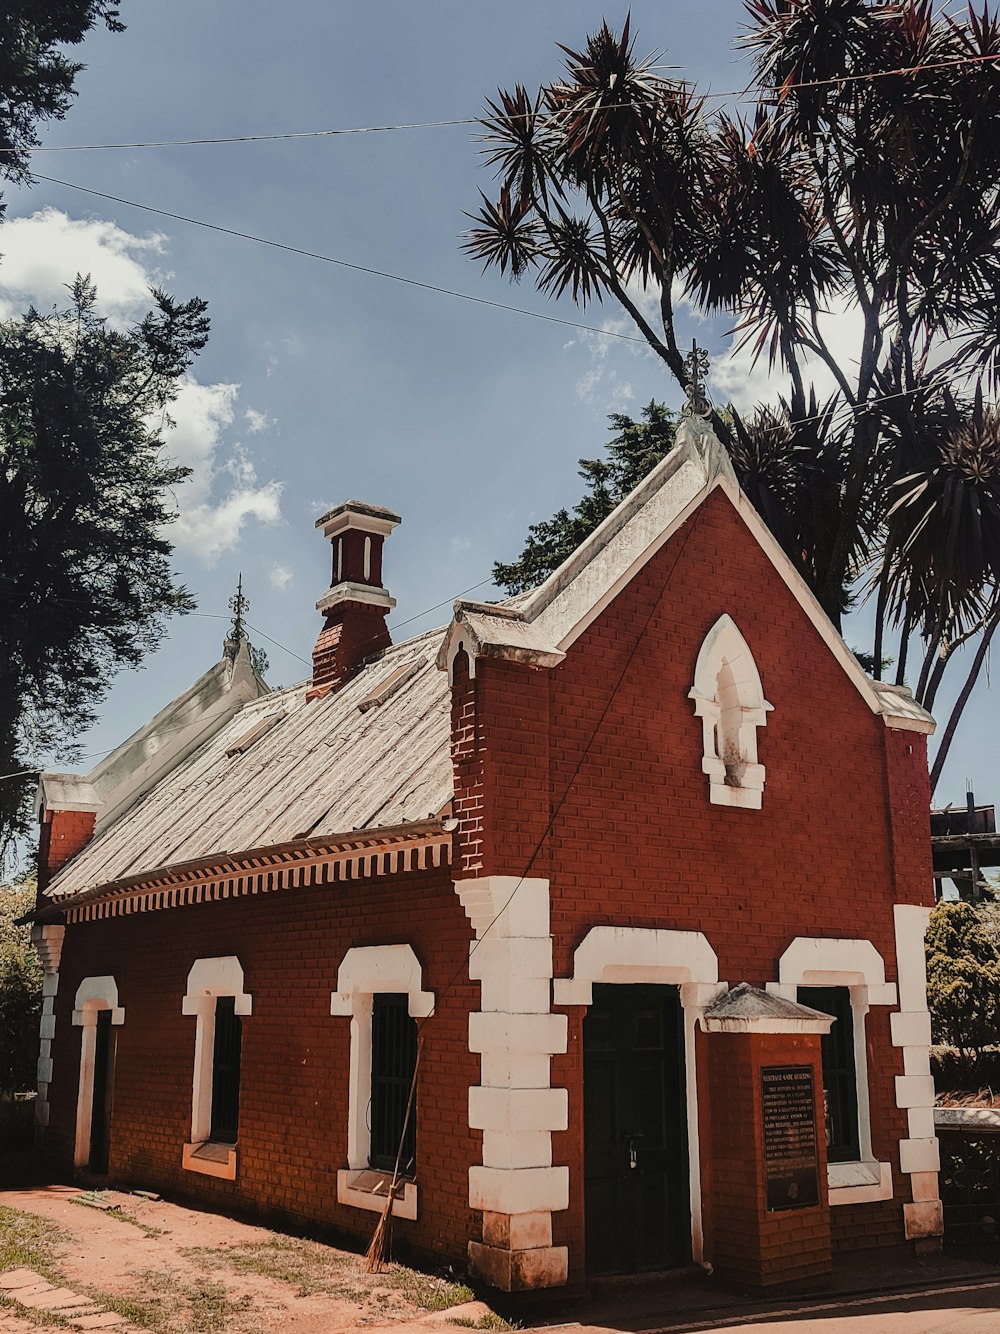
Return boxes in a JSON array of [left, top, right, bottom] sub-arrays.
[[7, 53, 1000, 156], [33, 173, 649, 346]]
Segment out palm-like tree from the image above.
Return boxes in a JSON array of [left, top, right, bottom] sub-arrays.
[[465, 2, 1000, 791]]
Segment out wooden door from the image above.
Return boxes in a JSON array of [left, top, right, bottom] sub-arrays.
[[583, 984, 689, 1275]]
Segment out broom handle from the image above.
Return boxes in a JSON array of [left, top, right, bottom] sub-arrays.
[[388, 1034, 424, 1197]]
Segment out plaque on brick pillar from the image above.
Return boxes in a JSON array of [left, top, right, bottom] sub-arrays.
[[761, 1065, 820, 1211]]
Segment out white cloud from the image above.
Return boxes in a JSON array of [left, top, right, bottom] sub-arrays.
[[0, 208, 284, 565], [161, 381, 283, 563], [709, 297, 865, 413], [0, 207, 166, 323], [244, 407, 271, 434], [269, 563, 293, 590]]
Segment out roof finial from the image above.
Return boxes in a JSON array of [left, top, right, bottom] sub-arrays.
[[224, 573, 250, 660], [683, 338, 711, 419]]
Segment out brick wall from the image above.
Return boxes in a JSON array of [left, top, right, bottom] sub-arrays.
[[461, 487, 931, 1272], [38, 809, 96, 897], [47, 864, 481, 1267]]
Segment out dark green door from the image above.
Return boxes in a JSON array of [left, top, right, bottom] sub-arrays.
[[583, 984, 689, 1275], [88, 1010, 114, 1174]]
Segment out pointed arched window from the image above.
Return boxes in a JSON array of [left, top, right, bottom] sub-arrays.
[[689, 614, 772, 809]]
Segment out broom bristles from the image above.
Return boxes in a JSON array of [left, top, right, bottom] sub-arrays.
[[364, 1185, 396, 1273]]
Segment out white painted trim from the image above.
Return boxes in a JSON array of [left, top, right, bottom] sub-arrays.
[[329, 944, 432, 1177], [72, 976, 125, 1169], [181, 956, 251, 1163], [183, 1141, 236, 1180], [770, 937, 896, 1201], [337, 1169, 417, 1220], [553, 925, 722, 1267], [829, 1160, 894, 1205], [689, 614, 772, 807], [554, 926, 719, 1007]]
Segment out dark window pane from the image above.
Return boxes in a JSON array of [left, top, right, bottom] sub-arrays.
[[210, 996, 242, 1145], [800, 986, 860, 1162], [370, 994, 417, 1174]]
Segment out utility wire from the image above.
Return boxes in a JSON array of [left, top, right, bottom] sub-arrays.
[[7, 54, 1000, 156], [33, 173, 649, 347]]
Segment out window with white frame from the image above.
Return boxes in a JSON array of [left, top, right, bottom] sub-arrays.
[[181, 956, 252, 1181], [72, 976, 125, 1173], [330, 944, 432, 1220], [769, 937, 897, 1204], [688, 614, 772, 809]]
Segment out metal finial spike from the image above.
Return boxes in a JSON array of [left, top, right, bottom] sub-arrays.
[[683, 338, 711, 419], [228, 572, 250, 642]]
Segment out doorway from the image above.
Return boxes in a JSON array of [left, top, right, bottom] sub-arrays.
[[87, 1010, 115, 1174], [583, 983, 689, 1275]]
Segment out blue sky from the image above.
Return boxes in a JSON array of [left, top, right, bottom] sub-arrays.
[[2, 0, 994, 809]]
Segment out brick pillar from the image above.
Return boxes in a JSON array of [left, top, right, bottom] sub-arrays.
[[705, 1031, 832, 1286]]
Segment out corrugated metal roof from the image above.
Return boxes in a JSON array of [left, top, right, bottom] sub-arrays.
[[47, 626, 452, 901]]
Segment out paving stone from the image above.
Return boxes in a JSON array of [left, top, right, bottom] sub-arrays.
[[14, 1288, 62, 1308], [72, 1315, 127, 1329], [43, 1289, 97, 1309], [0, 1272, 42, 1292]]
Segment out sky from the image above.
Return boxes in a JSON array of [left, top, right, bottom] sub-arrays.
[[2, 0, 994, 811]]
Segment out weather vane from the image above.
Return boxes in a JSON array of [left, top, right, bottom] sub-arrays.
[[683, 339, 711, 418]]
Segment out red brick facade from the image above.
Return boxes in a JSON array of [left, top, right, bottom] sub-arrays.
[[39, 477, 937, 1289]]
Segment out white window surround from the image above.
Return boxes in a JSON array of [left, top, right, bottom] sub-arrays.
[[181, 956, 252, 1181], [689, 614, 773, 809], [71, 976, 125, 1169], [330, 944, 433, 1221], [767, 937, 897, 1206], [553, 926, 725, 1266]]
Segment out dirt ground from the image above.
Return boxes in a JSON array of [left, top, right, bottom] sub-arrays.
[[0, 1184, 507, 1334]]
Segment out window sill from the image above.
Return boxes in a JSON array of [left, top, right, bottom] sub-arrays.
[[183, 1141, 237, 1181], [337, 1168, 417, 1220], [828, 1159, 892, 1205]]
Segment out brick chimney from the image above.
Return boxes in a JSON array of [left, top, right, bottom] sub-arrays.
[[309, 500, 401, 699]]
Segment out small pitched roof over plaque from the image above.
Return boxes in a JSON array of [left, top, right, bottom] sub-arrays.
[[702, 982, 833, 1034]]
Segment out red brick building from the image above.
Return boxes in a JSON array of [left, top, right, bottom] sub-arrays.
[[31, 414, 941, 1291]]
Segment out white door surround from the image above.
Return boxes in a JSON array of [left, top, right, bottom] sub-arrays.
[[554, 925, 725, 1266]]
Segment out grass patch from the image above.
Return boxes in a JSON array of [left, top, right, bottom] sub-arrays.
[[449, 1317, 520, 1332], [0, 1205, 66, 1281], [387, 1266, 475, 1311], [184, 1237, 351, 1297], [187, 1237, 478, 1314], [0, 1291, 71, 1328], [91, 1269, 255, 1334]]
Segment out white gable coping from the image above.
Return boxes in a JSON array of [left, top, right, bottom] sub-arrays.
[[37, 637, 270, 843], [438, 417, 934, 735]]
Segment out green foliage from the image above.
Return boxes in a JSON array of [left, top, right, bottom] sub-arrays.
[[0, 1, 124, 208], [468, 3, 1000, 790], [0, 276, 209, 854], [493, 401, 677, 594], [926, 901, 1000, 1059], [0, 878, 40, 1094]]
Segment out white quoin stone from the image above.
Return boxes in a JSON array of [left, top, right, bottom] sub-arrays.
[[481, 1129, 554, 1170], [468, 1012, 567, 1056], [469, 1165, 569, 1215], [457, 875, 566, 1292], [469, 1087, 568, 1134], [891, 904, 942, 1242]]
